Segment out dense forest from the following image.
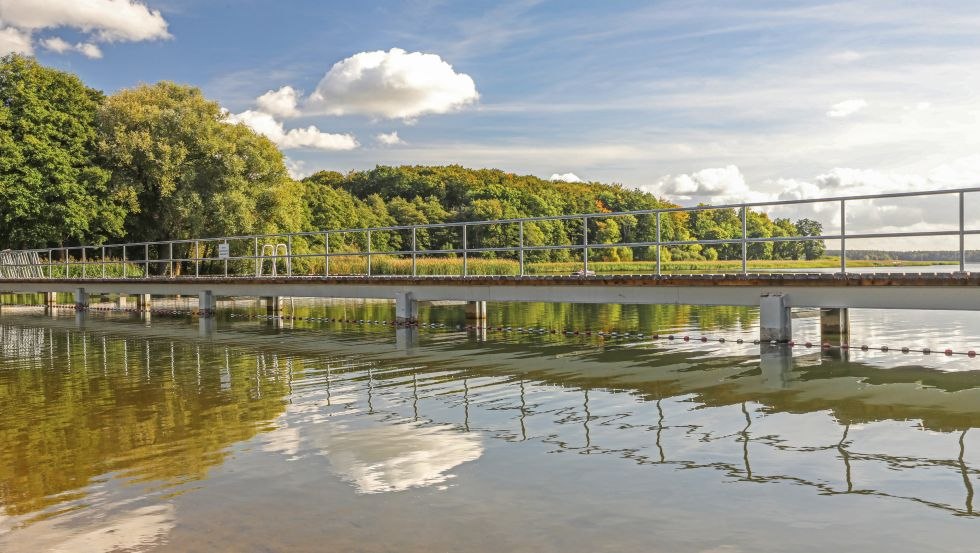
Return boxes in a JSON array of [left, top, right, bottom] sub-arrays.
[[0, 54, 824, 263]]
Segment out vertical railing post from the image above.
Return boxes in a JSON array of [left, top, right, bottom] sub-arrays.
[[840, 199, 847, 274], [144, 244, 149, 278], [48, 249, 52, 279], [101, 246, 106, 279], [82, 247, 86, 279], [324, 232, 330, 277], [655, 212, 661, 276], [169, 242, 174, 278], [741, 206, 747, 275], [64, 247, 68, 279], [122, 245, 127, 278], [254, 237, 259, 276], [224, 241, 229, 277], [519, 220, 525, 276], [287, 234, 293, 277], [411, 226, 417, 277], [462, 224, 468, 276], [194, 241, 200, 277], [582, 216, 589, 273], [366, 229, 372, 276], [959, 191, 966, 272]]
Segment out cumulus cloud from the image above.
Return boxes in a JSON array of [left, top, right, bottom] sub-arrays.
[[641, 165, 769, 205], [0, 0, 170, 42], [0, 26, 32, 55], [375, 131, 404, 145], [550, 172, 582, 182], [827, 98, 868, 118], [40, 36, 70, 53], [228, 109, 358, 151], [0, 0, 168, 56], [284, 157, 311, 179], [305, 48, 479, 119], [256, 86, 300, 118], [41, 36, 102, 58]]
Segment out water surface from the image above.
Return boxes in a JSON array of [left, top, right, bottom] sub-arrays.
[[0, 301, 978, 552]]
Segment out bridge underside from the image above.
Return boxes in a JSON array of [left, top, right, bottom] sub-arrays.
[[1, 274, 978, 311]]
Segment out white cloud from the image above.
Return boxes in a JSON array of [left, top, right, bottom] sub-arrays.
[[41, 37, 102, 58], [0, 0, 170, 42], [828, 50, 864, 63], [284, 157, 311, 179], [375, 131, 404, 145], [305, 48, 479, 119], [76, 42, 102, 59], [826, 98, 868, 118], [641, 165, 771, 205], [550, 172, 582, 182], [40, 36, 71, 53], [256, 86, 300, 118], [228, 109, 358, 151], [0, 26, 32, 55], [0, 0, 167, 57]]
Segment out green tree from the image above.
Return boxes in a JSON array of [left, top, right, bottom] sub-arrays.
[[795, 218, 825, 260], [0, 54, 128, 248], [96, 82, 289, 244]]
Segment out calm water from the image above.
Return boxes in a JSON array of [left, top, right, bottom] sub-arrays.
[[1, 299, 979, 552]]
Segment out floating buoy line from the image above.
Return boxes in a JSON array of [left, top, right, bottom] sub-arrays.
[[6, 303, 977, 358]]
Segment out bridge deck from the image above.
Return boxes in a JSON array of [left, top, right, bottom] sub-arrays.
[[1, 272, 978, 311]]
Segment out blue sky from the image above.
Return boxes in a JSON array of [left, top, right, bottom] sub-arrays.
[[3, 0, 980, 209]]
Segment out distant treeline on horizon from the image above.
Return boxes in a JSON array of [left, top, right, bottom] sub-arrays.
[[1, 54, 824, 263]]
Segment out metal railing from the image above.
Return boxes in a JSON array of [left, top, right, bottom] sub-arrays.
[[0, 187, 977, 280]]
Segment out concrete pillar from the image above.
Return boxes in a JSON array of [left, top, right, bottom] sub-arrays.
[[135, 294, 151, 313], [465, 300, 487, 320], [116, 294, 129, 309], [760, 293, 791, 342], [395, 291, 418, 324], [45, 292, 57, 306], [199, 290, 216, 317], [820, 308, 849, 345], [264, 296, 282, 317], [75, 287, 89, 310]]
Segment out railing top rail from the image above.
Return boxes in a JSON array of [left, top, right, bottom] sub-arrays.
[[6, 185, 980, 254]]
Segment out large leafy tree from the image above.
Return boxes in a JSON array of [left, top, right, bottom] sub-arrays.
[[0, 54, 127, 248], [96, 82, 291, 243]]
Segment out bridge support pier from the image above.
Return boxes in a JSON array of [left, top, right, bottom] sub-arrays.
[[760, 293, 791, 342], [395, 291, 418, 324], [199, 290, 216, 317], [820, 308, 849, 345], [75, 288, 88, 311], [117, 294, 129, 309], [264, 296, 282, 317], [465, 300, 487, 320], [44, 292, 57, 306]]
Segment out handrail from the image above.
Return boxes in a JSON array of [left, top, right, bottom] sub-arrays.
[[0, 187, 976, 279]]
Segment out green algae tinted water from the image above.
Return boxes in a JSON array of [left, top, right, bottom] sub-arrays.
[[0, 300, 978, 552]]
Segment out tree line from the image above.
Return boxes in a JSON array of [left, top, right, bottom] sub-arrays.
[[0, 54, 824, 262]]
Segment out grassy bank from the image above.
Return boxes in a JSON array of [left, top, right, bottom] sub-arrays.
[[301, 255, 955, 277], [527, 257, 957, 274]]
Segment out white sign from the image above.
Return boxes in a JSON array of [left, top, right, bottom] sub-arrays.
[[218, 243, 230, 259]]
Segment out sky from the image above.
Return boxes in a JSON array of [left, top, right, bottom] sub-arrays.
[[2, 0, 980, 215]]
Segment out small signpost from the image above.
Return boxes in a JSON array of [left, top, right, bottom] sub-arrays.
[[218, 243, 230, 259]]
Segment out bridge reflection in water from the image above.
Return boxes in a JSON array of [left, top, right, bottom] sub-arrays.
[[0, 312, 978, 550]]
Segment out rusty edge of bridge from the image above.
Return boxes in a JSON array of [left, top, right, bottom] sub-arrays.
[[2, 272, 978, 287]]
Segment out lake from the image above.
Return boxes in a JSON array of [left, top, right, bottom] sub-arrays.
[[0, 298, 978, 552]]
